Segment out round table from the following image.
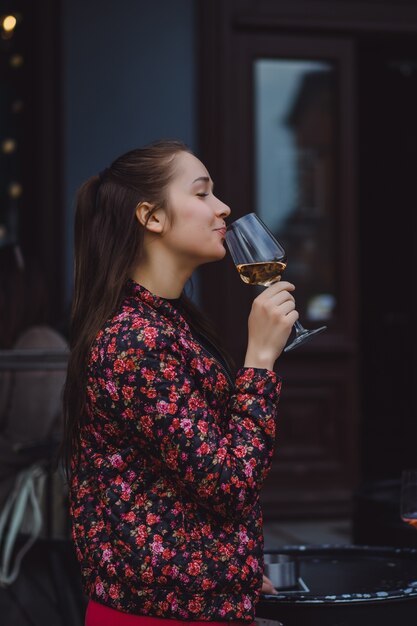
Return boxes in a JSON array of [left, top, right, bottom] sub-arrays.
[[256, 545, 417, 626]]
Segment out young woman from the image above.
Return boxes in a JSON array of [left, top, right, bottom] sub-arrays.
[[63, 140, 298, 625]]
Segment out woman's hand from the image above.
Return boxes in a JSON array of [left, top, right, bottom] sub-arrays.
[[244, 280, 298, 370], [261, 574, 278, 595]]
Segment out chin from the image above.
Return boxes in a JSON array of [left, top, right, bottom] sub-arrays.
[[198, 249, 227, 267], [212, 245, 227, 261], [195, 243, 227, 266]]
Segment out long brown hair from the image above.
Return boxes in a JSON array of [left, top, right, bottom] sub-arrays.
[[62, 140, 233, 476]]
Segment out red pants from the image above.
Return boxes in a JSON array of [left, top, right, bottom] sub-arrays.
[[85, 600, 254, 626]]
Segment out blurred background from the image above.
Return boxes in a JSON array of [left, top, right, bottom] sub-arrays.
[[1, 0, 417, 620]]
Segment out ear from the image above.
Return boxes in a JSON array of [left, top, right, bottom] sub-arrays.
[[135, 202, 166, 233]]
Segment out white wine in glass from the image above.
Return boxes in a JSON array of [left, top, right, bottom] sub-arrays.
[[225, 212, 327, 352], [401, 470, 417, 530], [237, 260, 288, 286]]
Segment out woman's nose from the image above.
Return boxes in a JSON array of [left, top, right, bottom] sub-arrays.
[[215, 198, 231, 218]]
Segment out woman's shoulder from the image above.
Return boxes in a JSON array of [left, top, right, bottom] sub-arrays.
[[108, 298, 170, 332], [96, 301, 180, 358]]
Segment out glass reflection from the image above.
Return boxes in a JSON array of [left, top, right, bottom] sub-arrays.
[[254, 60, 337, 323]]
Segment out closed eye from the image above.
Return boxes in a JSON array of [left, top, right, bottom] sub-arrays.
[[196, 192, 209, 197]]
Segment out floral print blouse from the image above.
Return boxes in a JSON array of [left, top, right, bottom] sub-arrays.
[[70, 279, 282, 622]]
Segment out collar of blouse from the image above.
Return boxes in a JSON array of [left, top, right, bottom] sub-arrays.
[[123, 278, 190, 333]]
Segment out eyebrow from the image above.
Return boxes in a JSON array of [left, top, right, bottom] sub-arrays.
[[192, 176, 212, 185]]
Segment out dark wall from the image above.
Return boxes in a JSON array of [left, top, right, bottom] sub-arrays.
[[62, 0, 196, 304], [357, 34, 417, 480]]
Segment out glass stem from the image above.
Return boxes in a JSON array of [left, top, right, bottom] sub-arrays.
[[294, 320, 307, 335]]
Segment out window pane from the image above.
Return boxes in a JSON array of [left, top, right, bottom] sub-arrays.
[[254, 59, 337, 323]]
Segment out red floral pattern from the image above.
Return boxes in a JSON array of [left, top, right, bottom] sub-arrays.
[[70, 279, 282, 622]]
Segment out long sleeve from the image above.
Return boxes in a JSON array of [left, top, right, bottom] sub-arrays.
[[90, 325, 281, 520]]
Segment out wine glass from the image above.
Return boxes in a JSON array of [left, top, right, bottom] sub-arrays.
[[401, 470, 417, 530], [225, 212, 327, 352]]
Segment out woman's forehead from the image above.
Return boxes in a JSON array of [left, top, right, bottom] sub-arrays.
[[173, 152, 210, 184]]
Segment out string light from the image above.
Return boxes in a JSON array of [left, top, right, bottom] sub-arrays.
[[2, 15, 17, 32], [1, 13, 23, 244], [10, 53, 24, 68], [0, 225, 7, 242], [2, 139, 17, 154], [8, 182, 23, 199], [11, 100, 24, 113], [1, 14, 17, 39]]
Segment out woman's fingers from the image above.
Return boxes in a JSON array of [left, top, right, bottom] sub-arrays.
[[276, 299, 297, 316], [251, 288, 295, 317], [269, 290, 296, 308], [260, 280, 295, 300], [261, 574, 278, 595], [245, 281, 299, 368]]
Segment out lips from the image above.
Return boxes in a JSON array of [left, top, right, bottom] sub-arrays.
[[215, 228, 226, 237]]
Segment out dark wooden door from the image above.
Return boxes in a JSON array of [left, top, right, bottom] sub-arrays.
[[197, 2, 359, 519], [197, 0, 417, 520]]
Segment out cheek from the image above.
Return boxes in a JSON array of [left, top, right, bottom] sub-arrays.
[[173, 203, 212, 233], [166, 195, 216, 246]]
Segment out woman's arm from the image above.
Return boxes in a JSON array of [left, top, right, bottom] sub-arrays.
[[96, 329, 281, 520]]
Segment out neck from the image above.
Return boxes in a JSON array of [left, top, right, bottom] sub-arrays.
[[131, 248, 194, 299]]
